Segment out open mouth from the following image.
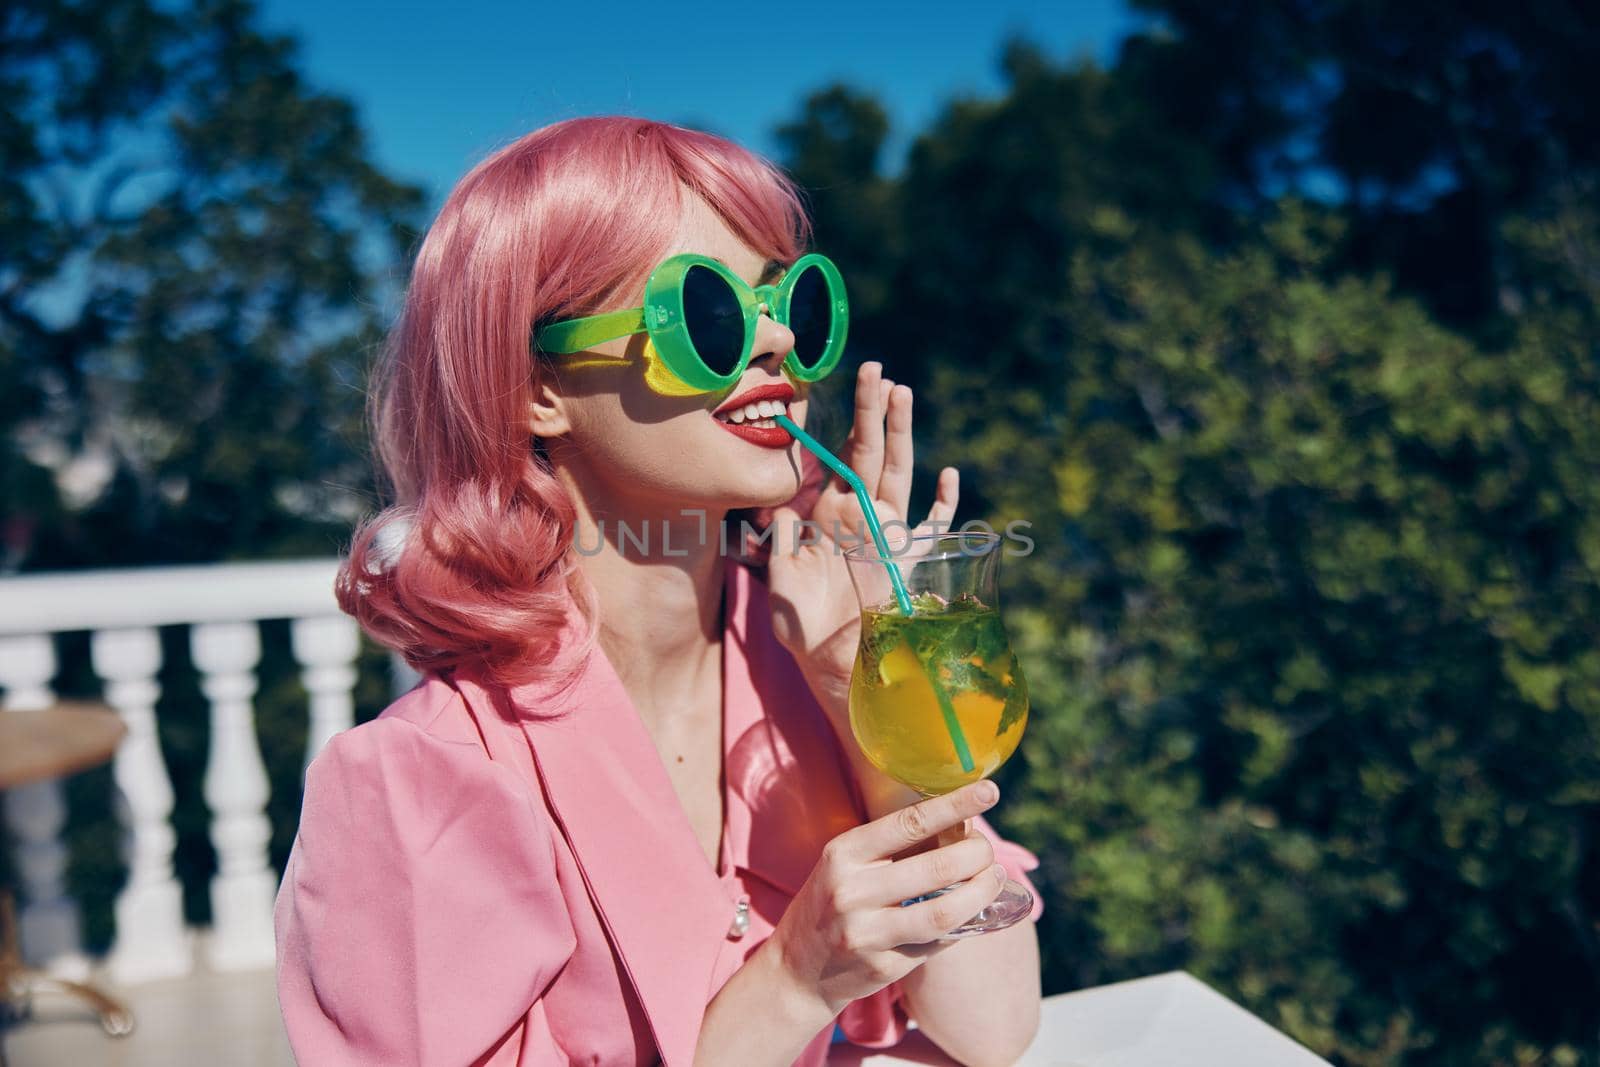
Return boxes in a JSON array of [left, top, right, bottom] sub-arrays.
[[713, 398, 790, 429], [710, 382, 797, 444]]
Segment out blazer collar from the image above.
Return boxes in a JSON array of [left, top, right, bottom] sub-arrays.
[[460, 563, 752, 1067]]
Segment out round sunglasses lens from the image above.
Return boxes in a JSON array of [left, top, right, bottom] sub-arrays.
[[681, 265, 746, 376], [786, 266, 832, 368]]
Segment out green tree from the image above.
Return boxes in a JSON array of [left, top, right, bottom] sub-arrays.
[[1003, 201, 1600, 1066], [778, 34, 1600, 1066], [1123, 0, 1600, 327], [774, 86, 898, 369], [1, 0, 425, 571]]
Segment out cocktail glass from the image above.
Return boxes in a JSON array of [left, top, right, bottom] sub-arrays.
[[842, 531, 1033, 937]]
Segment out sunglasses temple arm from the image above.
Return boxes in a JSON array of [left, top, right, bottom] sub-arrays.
[[534, 308, 647, 354]]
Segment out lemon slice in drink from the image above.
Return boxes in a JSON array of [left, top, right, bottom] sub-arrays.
[[876, 643, 924, 688]]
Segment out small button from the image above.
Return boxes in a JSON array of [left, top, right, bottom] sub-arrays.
[[727, 899, 750, 940]]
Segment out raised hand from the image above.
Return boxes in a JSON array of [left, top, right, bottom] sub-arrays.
[[767, 361, 960, 721]]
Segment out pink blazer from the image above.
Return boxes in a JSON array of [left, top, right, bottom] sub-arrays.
[[274, 561, 1042, 1066]]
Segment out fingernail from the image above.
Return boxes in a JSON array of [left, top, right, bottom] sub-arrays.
[[989, 864, 1006, 883], [977, 781, 999, 805]]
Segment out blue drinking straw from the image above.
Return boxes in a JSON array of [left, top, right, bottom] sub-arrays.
[[774, 414, 914, 614], [774, 413, 976, 773]]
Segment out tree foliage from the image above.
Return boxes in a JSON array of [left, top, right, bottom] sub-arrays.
[[778, 23, 1600, 1067], [1120, 0, 1600, 327], [1, 0, 424, 569]]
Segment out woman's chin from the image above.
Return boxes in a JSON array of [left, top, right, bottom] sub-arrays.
[[696, 448, 803, 507], [731, 486, 804, 512], [711, 473, 805, 512]]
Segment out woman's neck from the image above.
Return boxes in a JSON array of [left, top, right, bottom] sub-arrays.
[[564, 485, 728, 724]]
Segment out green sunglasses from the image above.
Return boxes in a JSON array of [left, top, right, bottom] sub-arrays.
[[534, 252, 849, 394]]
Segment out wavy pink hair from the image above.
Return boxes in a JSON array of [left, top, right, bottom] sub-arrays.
[[337, 117, 812, 690]]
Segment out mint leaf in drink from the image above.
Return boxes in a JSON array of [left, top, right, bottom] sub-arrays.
[[974, 620, 1010, 665], [997, 658, 1029, 735], [938, 657, 999, 697], [931, 613, 980, 663]]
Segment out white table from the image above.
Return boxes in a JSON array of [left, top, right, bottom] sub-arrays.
[[829, 972, 1331, 1067]]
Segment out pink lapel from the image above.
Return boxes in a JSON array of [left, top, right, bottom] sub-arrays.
[[452, 571, 743, 1067], [722, 565, 863, 898], [449, 562, 863, 1064]]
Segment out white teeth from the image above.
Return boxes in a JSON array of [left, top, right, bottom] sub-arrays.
[[716, 397, 789, 426]]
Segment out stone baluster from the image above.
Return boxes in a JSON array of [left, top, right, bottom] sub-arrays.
[[289, 615, 359, 770], [191, 622, 275, 971], [91, 626, 192, 981], [0, 634, 89, 978]]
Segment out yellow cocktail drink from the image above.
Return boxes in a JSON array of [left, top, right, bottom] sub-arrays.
[[841, 533, 1036, 936], [849, 592, 1028, 796]]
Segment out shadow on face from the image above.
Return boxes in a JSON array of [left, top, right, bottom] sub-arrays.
[[534, 190, 813, 516]]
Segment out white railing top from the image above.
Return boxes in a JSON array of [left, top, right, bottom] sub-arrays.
[[0, 558, 344, 635]]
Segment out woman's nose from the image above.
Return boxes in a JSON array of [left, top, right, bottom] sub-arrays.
[[749, 304, 794, 369]]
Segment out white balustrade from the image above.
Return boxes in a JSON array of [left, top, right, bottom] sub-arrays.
[[290, 615, 359, 774], [91, 626, 192, 982], [192, 621, 276, 972], [0, 634, 90, 980], [0, 559, 362, 981]]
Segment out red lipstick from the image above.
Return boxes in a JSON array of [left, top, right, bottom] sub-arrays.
[[711, 381, 798, 450]]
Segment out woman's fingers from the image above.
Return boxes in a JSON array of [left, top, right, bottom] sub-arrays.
[[847, 362, 887, 498], [879, 384, 914, 521], [914, 467, 959, 535], [882, 862, 1008, 945], [840, 781, 999, 863], [865, 831, 996, 909]]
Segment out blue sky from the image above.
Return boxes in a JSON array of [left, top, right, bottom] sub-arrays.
[[257, 0, 1142, 206]]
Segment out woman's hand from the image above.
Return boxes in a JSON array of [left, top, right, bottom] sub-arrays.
[[767, 361, 960, 722], [695, 782, 1005, 1065], [698, 782, 1038, 1065], [765, 780, 1003, 1016]]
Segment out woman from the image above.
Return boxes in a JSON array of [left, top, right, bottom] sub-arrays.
[[274, 116, 1042, 1067]]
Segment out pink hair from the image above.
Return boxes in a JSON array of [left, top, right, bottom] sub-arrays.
[[337, 117, 813, 690]]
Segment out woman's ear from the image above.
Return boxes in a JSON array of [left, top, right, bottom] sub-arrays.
[[529, 376, 571, 439]]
